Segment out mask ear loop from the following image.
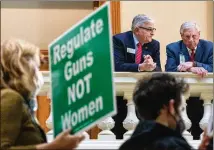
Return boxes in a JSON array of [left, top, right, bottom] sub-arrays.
[[167, 107, 185, 133]]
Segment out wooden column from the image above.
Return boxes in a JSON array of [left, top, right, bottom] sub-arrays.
[[93, 1, 121, 35], [110, 1, 121, 35], [40, 50, 49, 71], [36, 96, 50, 133]]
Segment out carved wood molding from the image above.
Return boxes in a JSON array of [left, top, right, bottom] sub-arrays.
[[110, 1, 121, 35], [40, 50, 49, 71], [93, 1, 121, 35], [93, 1, 105, 10]]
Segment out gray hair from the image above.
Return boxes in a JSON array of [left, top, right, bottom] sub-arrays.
[[131, 14, 154, 31], [180, 21, 200, 34]]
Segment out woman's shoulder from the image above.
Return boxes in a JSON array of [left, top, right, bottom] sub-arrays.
[[1, 88, 24, 104]]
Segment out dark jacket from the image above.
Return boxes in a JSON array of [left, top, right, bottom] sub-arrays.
[[113, 31, 162, 72], [207, 137, 213, 150], [119, 120, 192, 150], [1, 89, 46, 150]]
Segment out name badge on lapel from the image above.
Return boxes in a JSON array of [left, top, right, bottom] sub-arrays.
[[127, 48, 135, 54]]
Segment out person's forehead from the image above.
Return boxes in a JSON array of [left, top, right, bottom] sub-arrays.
[[142, 22, 154, 27], [183, 28, 199, 35]]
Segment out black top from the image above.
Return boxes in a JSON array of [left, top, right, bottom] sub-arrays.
[[119, 120, 192, 150]]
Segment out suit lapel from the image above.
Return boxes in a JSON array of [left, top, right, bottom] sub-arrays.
[[181, 42, 191, 62], [124, 31, 136, 61], [194, 40, 203, 62]]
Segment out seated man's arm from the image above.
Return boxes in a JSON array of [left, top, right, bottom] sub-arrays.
[[165, 45, 179, 72], [113, 36, 139, 72], [194, 47, 213, 72]]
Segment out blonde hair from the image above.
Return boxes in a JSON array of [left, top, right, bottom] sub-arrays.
[[1, 39, 40, 99]]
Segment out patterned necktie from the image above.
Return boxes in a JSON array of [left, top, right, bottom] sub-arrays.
[[190, 49, 195, 62], [135, 43, 142, 64]]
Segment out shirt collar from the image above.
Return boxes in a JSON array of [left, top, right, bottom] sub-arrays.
[[133, 33, 143, 47], [186, 46, 197, 54]]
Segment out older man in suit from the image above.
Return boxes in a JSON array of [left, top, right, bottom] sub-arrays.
[[165, 21, 213, 140], [112, 14, 161, 139], [113, 14, 162, 72], [165, 21, 213, 75]]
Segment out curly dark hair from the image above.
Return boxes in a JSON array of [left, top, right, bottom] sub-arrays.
[[133, 73, 189, 120]]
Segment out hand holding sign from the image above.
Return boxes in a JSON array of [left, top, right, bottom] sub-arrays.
[[37, 129, 85, 149], [49, 2, 116, 137]]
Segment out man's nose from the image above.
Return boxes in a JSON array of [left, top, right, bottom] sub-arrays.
[[150, 32, 154, 36], [189, 36, 194, 42]]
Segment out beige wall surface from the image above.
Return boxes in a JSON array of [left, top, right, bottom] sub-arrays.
[[1, 1, 94, 49], [121, 1, 213, 70]]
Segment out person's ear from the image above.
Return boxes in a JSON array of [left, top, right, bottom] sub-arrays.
[[169, 99, 175, 115], [180, 34, 184, 40], [133, 27, 139, 34]]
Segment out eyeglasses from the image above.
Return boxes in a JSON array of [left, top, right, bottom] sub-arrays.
[[139, 26, 156, 32]]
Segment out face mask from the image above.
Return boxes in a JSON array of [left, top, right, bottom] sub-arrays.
[[30, 69, 44, 112], [175, 115, 186, 134], [168, 110, 186, 134], [33, 68, 44, 97]]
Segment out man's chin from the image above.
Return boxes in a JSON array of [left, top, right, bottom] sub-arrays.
[[188, 45, 197, 49], [144, 39, 152, 43]]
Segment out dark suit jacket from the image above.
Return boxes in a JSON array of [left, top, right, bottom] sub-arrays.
[[113, 31, 162, 72], [165, 39, 213, 72], [1, 89, 46, 150]]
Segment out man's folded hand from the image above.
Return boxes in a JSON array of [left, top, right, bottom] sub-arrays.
[[189, 67, 208, 78], [177, 62, 193, 72]]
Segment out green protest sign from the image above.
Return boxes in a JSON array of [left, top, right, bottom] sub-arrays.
[[48, 2, 116, 137]]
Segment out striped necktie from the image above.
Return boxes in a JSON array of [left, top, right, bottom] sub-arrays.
[[135, 43, 142, 64]]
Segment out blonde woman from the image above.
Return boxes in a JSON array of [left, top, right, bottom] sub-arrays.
[[1, 39, 85, 149]]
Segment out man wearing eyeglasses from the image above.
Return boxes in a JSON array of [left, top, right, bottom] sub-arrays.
[[113, 14, 162, 72], [112, 14, 161, 139], [165, 21, 213, 77]]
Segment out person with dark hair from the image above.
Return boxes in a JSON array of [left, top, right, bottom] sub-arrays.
[[119, 73, 192, 150]]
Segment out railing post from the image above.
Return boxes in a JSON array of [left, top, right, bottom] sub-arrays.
[[122, 94, 139, 140], [181, 93, 193, 140], [97, 117, 116, 140], [199, 92, 213, 139]]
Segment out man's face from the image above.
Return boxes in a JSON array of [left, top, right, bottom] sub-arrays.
[[181, 28, 200, 50], [168, 95, 186, 130], [134, 22, 156, 43]]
